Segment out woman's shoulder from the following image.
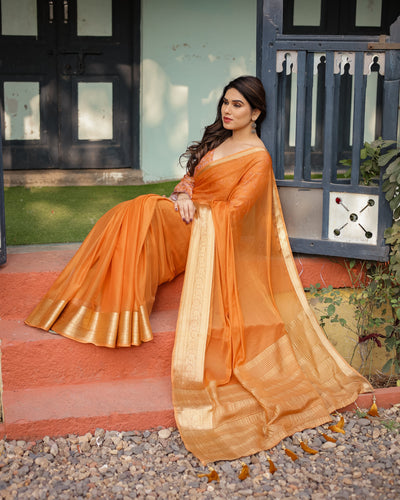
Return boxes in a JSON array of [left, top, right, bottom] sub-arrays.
[[248, 144, 271, 161]]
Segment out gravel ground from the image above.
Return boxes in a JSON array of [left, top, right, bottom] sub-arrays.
[[0, 406, 399, 500]]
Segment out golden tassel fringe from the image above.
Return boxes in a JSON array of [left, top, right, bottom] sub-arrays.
[[238, 463, 250, 481], [368, 395, 380, 417], [321, 432, 337, 443], [328, 424, 345, 434], [329, 413, 346, 434], [282, 444, 299, 461], [266, 455, 277, 474], [198, 467, 220, 483], [300, 440, 318, 455]]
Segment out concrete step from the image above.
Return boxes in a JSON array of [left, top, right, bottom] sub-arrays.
[[2, 376, 174, 440]]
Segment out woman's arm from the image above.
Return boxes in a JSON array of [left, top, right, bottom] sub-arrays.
[[170, 174, 196, 223]]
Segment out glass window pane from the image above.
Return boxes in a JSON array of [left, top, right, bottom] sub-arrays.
[[77, 0, 112, 37], [364, 71, 378, 143], [279, 187, 323, 239], [1, 0, 37, 36], [78, 82, 113, 140], [4, 82, 40, 140], [293, 0, 321, 26], [356, 0, 382, 27]]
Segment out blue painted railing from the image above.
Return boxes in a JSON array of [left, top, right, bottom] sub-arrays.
[[258, 13, 400, 261]]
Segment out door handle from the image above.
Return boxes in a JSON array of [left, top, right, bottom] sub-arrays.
[[63, 0, 69, 24], [49, 0, 54, 24]]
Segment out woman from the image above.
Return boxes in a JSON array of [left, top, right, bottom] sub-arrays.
[[26, 76, 372, 464]]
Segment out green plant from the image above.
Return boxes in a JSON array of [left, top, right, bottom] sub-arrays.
[[381, 419, 400, 434], [354, 408, 368, 418], [309, 272, 386, 375], [307, 284, 347, 335], [338, 139, 400, 374], [340, 138, 397, 186]]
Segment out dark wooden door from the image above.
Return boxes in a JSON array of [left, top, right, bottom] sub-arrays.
[[0, 0, 138, 170]]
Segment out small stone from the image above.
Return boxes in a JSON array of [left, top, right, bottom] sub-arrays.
[[50, 443, 59, 456], [372, 428, 380, 439], [13, 446, 24, 456], [98, 464, 108, 474], [353, 471, 362, 478], [311, 438, 323, 448], [321, 441, 336, 449], [80, 441, 91, 453], [158, 429, 171, 440], [34, 457, 49, 467], [357, 418, 370, 426], [238, 489, 254, 496]]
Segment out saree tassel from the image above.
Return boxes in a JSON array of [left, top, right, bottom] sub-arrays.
[[266, 455, 277, 474], [282, 444, 298, 461], [332, 413, 345, 429], [300, 440, 318, 455], [238, 463, 250, 481], [367, 395, 380, 417], [321, 432, 337, 443], [198, 467, 220, 483], [328, 413, 345, 434], [337, 415, 345, 429], [328, 424, 345, 434]]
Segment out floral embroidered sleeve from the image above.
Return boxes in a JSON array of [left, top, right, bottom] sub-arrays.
[[170, 174, 195, 200]]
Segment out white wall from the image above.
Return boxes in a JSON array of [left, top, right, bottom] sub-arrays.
[[141, 0, 257, 182]]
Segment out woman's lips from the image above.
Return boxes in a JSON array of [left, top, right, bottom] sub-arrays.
[[223, 117, 232, 123]]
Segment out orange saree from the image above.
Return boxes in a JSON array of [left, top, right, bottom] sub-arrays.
[[26, 147, 372, 464]]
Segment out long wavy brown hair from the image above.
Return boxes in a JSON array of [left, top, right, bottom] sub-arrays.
[[180, 76, 266, 176]]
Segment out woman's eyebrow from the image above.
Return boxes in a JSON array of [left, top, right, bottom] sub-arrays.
[[224, 98, 244, 104]]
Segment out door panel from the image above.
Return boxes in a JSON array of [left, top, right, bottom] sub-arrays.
[[0, 0, 58, 169], [0, 0, 137, 170]]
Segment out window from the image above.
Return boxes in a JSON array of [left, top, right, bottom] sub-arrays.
[[283, 0, 399, 36]]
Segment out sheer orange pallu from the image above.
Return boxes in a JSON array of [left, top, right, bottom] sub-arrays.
[[172, 148, 371, 463], [26, 148, 372, 464]]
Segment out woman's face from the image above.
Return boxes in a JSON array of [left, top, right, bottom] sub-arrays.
[[221, 87, 259, 133]]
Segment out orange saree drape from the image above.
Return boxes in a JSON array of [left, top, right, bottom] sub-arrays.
[[26, 148, 372, 464]]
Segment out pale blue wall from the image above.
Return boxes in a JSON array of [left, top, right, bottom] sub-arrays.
[[141, 0, 257, 182]]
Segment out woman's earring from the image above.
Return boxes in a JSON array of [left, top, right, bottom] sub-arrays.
[[251, 121, 257, 134]]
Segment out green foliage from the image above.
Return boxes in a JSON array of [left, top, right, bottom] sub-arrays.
[[354, 408, 368, 418], [307, 284, 347, 334], [381, 419, 400, 434], [309, 261, 400, 375], [337, 139, 400, 374], [341, 138, 397, 185]]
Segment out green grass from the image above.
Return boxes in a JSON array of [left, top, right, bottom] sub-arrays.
[[5, 182, 177, 245]]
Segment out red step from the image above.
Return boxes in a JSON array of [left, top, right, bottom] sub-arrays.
[[2, 377, 175, 440], [0, 245, 182, 439], [1, 245, 398, 441]]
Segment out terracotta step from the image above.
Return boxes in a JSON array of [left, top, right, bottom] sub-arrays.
[[1, 245, 397, 442], [0, 246, 184, 439], [1, 311, 177, 391], [2, 376, 174, 440]]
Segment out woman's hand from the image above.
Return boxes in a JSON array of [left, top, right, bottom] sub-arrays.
[[174, 193, 196, 223]]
